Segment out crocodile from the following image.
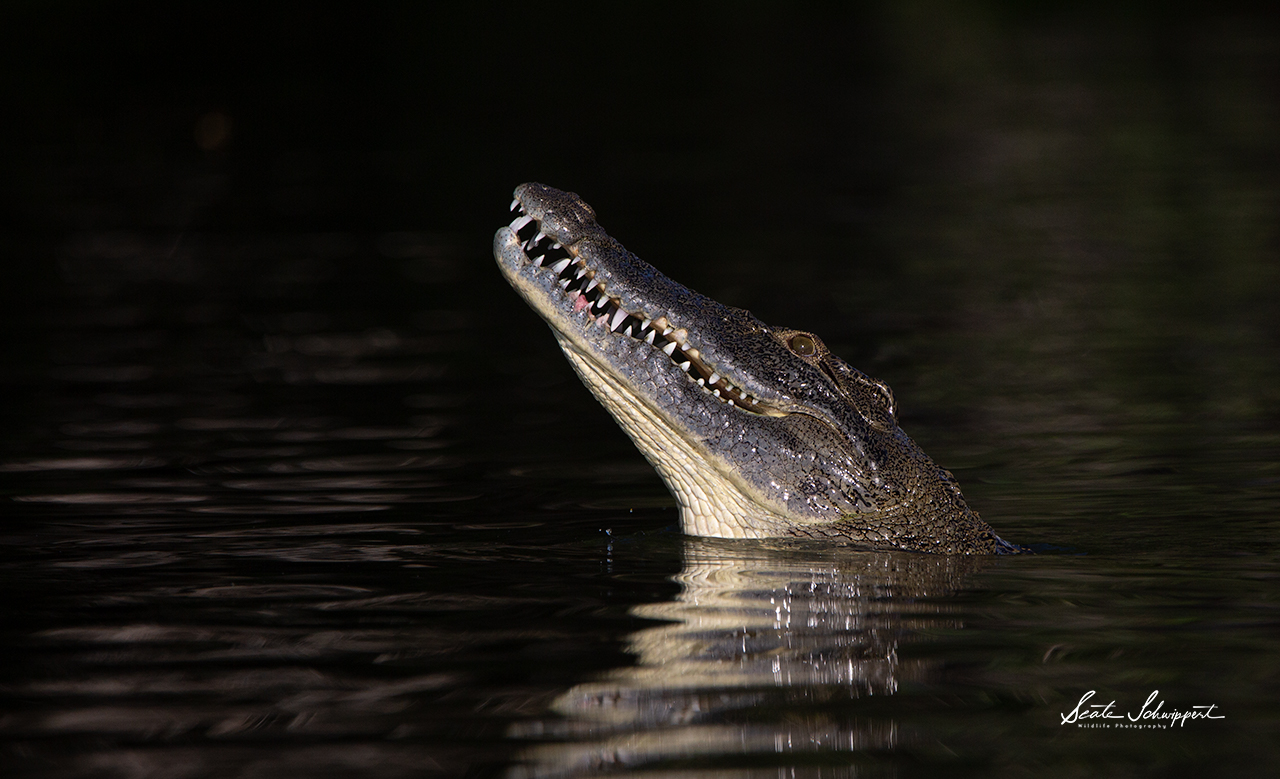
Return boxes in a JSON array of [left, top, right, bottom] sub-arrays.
[[494, 183, 1019, 554]]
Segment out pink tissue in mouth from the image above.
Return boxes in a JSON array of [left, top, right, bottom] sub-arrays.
[[573, 294, 590, 313]]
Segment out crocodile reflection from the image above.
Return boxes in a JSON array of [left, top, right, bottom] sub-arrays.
[[506, 539, 985, 777]]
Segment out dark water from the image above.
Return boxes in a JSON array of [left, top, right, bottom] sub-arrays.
[[3, 3, 1279, 777]]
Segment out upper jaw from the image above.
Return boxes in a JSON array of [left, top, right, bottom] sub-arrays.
[[510, 182, 604, 248], [495, 184, 893, 457], [497, 184, 795, 419]]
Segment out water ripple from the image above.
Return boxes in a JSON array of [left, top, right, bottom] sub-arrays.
[[14, 493, 209, 504], [0, 456, 166, 472]]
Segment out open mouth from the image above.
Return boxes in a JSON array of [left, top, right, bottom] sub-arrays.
[[507, 200, 780, 415]]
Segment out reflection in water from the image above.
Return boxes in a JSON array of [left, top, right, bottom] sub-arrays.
[[509, 540, 983, 778]]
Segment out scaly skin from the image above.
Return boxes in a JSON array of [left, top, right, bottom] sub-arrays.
[[494, 183, 1020, 554]]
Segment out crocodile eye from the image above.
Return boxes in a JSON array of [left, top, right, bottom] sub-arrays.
[[788, 334, 817, 356]]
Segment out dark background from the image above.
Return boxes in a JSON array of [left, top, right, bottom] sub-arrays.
[[2, 2, 896, 233], [5, 0, 1278, 398]]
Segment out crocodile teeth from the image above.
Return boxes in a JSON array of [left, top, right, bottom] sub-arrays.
[[517, 207, 770, 415]]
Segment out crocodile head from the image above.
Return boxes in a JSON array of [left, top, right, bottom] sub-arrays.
[[494, 183, 1019, 554]]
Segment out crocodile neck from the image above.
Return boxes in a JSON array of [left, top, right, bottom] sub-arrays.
[[494, 183, 1019, 554]]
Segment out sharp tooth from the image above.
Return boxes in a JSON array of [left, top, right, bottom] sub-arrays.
[[708, 373, 720, 385], [728, 399, 735, 407], [550, 258, 572, 274], [584, 277, 599, 293], [622, 325, 633, 337], [532, 255, 545, 266], [662, 341, 677, 356], [609, 307, 628, 331], [575, 265, 587, 279], [534, 231, 547, 244], [713, 389, 721, 397], [662, 327, 673, 336], [679, 361, 692, 371], [551, 242, 561, 249], [641, 319, 651, 330], [644, 329, 655, 344], [511, 215, 533, 231], [510, 198, 520, 211], [696, 378, 705, 386], [750, 397, 759, 405], [595, 296, 609, 310], [559, 277, 572, 289]]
